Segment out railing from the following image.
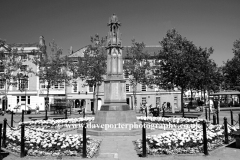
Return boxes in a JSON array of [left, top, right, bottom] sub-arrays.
[[0, 118, 88, 158]]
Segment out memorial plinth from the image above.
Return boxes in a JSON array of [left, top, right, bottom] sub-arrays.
[[89, 14, 137, 135]]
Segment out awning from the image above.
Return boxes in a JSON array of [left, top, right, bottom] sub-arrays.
[[210, 91, 240, 96], [66, 94, 94, 99]]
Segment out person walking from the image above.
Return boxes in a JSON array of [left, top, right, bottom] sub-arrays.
[[35, 103, 39, 114], [209, 97, 214, 113]]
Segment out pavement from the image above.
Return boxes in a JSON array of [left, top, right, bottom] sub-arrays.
[[1, 108, 240, 160]]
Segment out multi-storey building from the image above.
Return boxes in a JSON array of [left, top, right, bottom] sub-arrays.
[[0, 36, 66, 111], [1, 36, 182, 113], [67, 45, 182, 113]]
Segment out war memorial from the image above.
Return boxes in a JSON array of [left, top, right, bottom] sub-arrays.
[[0, 14, 240, 160]]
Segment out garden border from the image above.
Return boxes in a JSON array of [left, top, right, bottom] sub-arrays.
[[132, 139, 236, 158]]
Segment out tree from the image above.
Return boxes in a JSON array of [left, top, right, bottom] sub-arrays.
[[222, 39, 240, 91], [123, 39, 151, 111], [0, 39, 25, 112], [155, 29, 205, 111], [75, 34, 107, 114], [32, 40, 70, 110]]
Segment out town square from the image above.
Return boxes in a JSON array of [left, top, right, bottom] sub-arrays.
[[0, 0, 240, 159]]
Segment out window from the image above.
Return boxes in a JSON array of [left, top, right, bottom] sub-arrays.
[[0, 62, 4, 73], [20, 65, 27, 72], [72, 82, 78, 93], [19, 78, 28, 90], [40, 84, 46, 89], [28, 96, 30, 104], [0, 79, 5, 89], [54, 83, 59, 89], [141, 85, 147, 91], [142, 97, 147, 105], [124, 70, 129, 79], [89, 85, 94, 93], [21, 96, 26, 102], [59, 83, 64, 89], [40, 80, 46, 89], [126, 84, 130, 92], [20, 55, 27, 60]]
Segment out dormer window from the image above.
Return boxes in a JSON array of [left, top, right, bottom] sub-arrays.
[[20, 65, 27, 72]]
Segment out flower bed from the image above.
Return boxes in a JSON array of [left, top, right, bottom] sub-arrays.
[[133, 124, 236, 156], [19, 117, 95, 129], [6, 127, 100, 158], [137, 116, 209, 130], [137, 116, 207, 125]]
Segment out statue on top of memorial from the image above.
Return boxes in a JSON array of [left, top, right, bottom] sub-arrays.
[[107, 14, 122, 47]]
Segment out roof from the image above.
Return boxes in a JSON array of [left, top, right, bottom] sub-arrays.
[[68, 46, 89, 57], [0, 42, 40, 53], [8, 43, 39, 48], [210, 91, 240, 96], [68, 45, 161, 58]]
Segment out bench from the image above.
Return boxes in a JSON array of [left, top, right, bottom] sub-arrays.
[[52, 117, 65, 120], [163, 115, 177, 118], [30, 118, 47, 121], [184, 114, 201, 119]]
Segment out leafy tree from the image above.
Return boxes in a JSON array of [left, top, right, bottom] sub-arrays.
[[222, 39, 240, 91], [32, 40, 70, 110], [123, 40, 151, 111], [0, 39, 26, 112], [75, 35, 107, 114], [155, 29, 201, 111]]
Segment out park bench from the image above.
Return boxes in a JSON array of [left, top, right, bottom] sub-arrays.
[[162, 115, 177, 118], [52, 117, 65, 120], [184, 114, 201, 119], [30, 118, 47, 121]]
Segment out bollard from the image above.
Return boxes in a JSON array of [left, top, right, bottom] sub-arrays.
[[162, 107, 165, 117], [20, 124, 25, 157], [205, 107, 208, 120], [230, 110, 233, 126], [216, 110, 219, 124], [213, 114, 216, 125], [208, 107, 211, 121], [145, 108, 147, 117], [11, 111, 14, 127], [224, 117, 229, 144], [82, 122, 87, 158], [45, 109, 48, 120], [83, 109, 85, 118], [182, 107, 185, 118], [2, 119, 7, 148], [239, 113, 240, 129], [202, 120, 209, 155], [22, 110, 24, 123], [65, 109, 68, 119], [0, 123, 2, 154], [142, 121, 147, 157]]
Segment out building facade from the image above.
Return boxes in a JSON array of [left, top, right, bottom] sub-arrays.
[[67, 45, 182, 113], [1, 36, 182, 113]]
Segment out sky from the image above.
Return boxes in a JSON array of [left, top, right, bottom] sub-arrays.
[[1, 0, 240, 66]]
